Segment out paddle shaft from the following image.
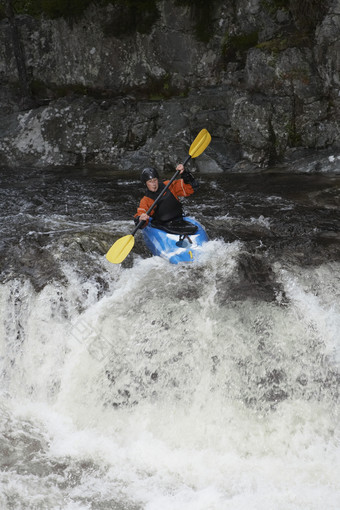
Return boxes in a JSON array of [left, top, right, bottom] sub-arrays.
[[131, 154, 192, 236]]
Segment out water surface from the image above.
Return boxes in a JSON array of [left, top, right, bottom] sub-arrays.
[[0, 166, 339, 509]]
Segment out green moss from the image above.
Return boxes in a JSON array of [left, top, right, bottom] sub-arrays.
[[261, 0, 290, 15], [30, 78, 47, 97], [223, 31, 259, 62], [56, 83, 90, 96], [175, 0, 216, 43], [42, 0, 94, 19], [30, 79, 92, 100], [7, 0, 160, 30], [9, 0, 93, 19], [103, 0, 159, 37], [29, 74, 188, 102], [286, 120, 302, 147], [256, 32, 311, 54], [143, 73, 188, 101]]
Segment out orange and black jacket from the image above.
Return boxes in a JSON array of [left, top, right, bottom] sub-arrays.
[[135, 170, 199, 226]]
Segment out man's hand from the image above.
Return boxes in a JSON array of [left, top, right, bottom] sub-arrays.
[[139, 213, 149, 222], [176, 163, 185, 174]]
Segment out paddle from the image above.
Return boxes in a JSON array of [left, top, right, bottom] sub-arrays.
[[106, 128, 212, 264]]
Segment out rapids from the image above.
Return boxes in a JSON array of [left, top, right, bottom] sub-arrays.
[[0, 165, 339, 509]]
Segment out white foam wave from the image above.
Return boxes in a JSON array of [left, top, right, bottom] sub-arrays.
[[1, 248, 339, 509]]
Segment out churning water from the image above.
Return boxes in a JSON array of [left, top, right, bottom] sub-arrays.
[[0, 166, 339, 509]]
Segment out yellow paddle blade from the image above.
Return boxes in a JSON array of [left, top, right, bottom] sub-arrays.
[[189, 129, 211, 159], [106, 235, 135, 264]]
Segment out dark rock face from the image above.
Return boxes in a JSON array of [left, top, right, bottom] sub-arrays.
[[0, 0, 339, 171]]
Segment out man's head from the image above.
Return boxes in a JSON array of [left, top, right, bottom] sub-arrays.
[[141, 167, 159, 192]]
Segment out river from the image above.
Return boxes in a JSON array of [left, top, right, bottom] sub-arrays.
[[0, 165, 339, 509]]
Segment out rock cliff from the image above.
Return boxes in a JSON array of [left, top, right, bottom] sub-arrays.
[[0, 0, 339, 172]]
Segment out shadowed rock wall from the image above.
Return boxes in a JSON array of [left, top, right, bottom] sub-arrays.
[[0, 0, 339, 172]]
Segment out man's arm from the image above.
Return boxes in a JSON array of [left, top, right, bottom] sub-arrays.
[[134, 196, 154, 226]]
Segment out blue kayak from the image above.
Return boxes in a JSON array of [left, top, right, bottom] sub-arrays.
[[142, 216, 209, 264]]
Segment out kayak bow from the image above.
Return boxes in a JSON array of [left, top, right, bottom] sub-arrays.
[[142, 216, 208, 264]]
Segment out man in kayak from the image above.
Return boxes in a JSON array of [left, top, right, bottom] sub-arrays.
[[134, 164, 199, 233]]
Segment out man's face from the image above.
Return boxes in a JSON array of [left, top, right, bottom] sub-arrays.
[[146, 177, 159, 192]]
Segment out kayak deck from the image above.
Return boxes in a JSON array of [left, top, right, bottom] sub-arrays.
[[142, 216, 208, 264]]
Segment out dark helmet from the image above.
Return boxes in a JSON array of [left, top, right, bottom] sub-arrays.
[[141, 167, 159, 184]]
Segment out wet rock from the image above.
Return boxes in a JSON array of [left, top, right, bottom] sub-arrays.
[[315, 0, 340, 96], [0, 1, 339, 170], [263, 386, 289, 404], [216, 253, 284, 303]]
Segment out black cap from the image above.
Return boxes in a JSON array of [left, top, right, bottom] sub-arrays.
[[141, 167, 159, 184]]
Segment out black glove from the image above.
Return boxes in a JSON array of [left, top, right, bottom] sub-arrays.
[[182, 169, 199, 190]]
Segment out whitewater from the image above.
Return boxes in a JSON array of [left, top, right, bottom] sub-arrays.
[[0, 166, 339, 509]]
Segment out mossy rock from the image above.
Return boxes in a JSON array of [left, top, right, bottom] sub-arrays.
[[256, 32, 311, 54], [7, 0, 93, 19], [103, 0, 159, 37], [6, 0, 160, 29], [261, 0, 330, 33], [223, 31, 259, 63], [175, 0, 216, 43]]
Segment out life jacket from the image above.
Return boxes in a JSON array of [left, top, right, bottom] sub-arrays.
[[146, 182, 183, 222]]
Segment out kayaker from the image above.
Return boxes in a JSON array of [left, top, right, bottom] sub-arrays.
[[134, 164, 199, 230]]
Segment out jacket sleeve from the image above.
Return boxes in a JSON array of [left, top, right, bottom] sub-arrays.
[[134, 196, 155, 226], [169, 177, 196, 198]]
